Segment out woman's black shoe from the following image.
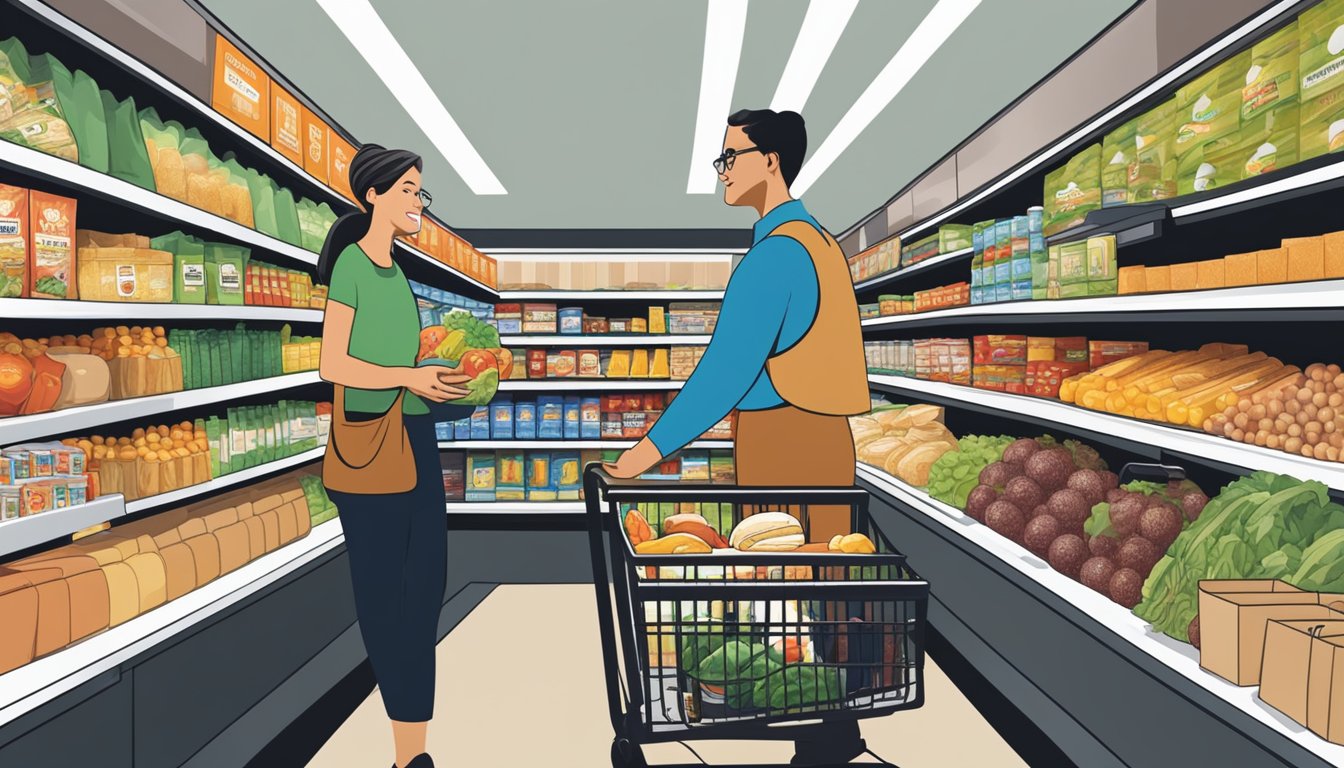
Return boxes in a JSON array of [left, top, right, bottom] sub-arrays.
[[391, 755, 434, 768]]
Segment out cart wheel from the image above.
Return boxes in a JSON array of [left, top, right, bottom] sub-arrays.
[[611, 737, 648, 768]]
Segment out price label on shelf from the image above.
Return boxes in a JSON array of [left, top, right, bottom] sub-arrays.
[[211, 35, 270, 142]]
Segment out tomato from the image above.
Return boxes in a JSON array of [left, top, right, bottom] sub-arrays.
[[775, 637, 803, 664], [492, 348, 514, 379], [418, 326, 447, 362], [460, 349, 498, 378]]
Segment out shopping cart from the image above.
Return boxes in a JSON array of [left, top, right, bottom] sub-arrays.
[[584, 466, 929, 768]]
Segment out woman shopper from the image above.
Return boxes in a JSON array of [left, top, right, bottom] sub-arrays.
[[318, 144, 472, 768]]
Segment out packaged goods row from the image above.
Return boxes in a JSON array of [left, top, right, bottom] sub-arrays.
[[493, 302, 719, 336], [0, 440, 96, 519], [0, 322, 320, 420], [847, 222, 973, 285], [409, 280, 495, 326], [443, 447, 736, 502], [0, 35, 339, 249], [0, 468, 333, 675], [867, 335, 1344, 467], [1118, 229, 1344, 294], [434, 345, 707, 382], [498, 260, 731, 292], [1044, 1, 1343, 232], [434, 391, 733, 443], [398, 216, 497, 289]]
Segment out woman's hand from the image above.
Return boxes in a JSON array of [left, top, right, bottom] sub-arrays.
[[405, 366, 471, 403], [603, 438, 663, 479]]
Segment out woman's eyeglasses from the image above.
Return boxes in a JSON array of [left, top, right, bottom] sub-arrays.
[[713, 146, 762, 174], [416, 189, 433, 209]]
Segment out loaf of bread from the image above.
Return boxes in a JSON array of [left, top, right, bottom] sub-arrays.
[[101, 562, 140, 626], [214, 523, 251, 574], [275, 502, 298, 545], [257, 510, 281, 552], [0, 573, 38, 674], [202, 506, 239, 533], [242, 517, 267, 559], [183, 533, 221, 585], [9, 556, 109, 642], [124, 552, 166, 613], [157, 542, 197, 600]]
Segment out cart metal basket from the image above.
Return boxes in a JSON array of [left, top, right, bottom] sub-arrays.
[[584, 466, 929, 767]]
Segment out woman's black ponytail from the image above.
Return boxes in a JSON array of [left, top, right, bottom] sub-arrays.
[[315, 143, 425, 285]]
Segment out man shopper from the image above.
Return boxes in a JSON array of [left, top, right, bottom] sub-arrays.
[[605, 108, 871, 765]]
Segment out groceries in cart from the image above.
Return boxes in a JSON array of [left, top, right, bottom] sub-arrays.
[[623, 506, 878, 556]]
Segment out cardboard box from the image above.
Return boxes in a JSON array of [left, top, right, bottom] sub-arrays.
[[1117, 265, 1145, 294], [1198, 579, 1344, 686], [300, 107, 329, 186], [328, 133, 358, 201], [1224, 252, 1258, 287], [269, 84, 303, 166], [1258, 247, 1288, 284], [1326, 231, 1344, 279], [1170, 262, 1198, 292], [1283, 236, 1326, 282], [1144, 265, 1171, 292], [1196, 259, 1226, 290]]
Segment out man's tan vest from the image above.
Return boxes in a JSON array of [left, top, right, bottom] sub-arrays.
[[762, 220, 870, 417]]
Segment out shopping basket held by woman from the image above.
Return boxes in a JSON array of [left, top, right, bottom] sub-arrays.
[[606, 107, 870, 545], [317, 144, 478, 768], [605, 108, 874, 766]]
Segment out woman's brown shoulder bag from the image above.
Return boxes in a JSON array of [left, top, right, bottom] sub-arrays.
[[323, 384, 417, 494]]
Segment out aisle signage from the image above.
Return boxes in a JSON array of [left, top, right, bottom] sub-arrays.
[[329, 132, 358, 201], [211, 35, 270, 141], [300, 106, 329, 186], [270, 84, 303, 166]]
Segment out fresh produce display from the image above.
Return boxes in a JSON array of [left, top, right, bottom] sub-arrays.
[[1059, 342, 1300, 427], [0, 470, 316, 675], [850, 404, 959, 487], [70, 420, 211, 502], [1205, 362, 1344, 464], [299, 474, 338, 526], [416, 309, 505, 405], [1136, 471, 1344, 644], [927, 434, 1015, 509]]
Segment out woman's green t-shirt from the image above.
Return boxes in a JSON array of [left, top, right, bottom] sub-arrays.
[[326, 243, 428, 415]]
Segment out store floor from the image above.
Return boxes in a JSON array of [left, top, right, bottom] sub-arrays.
[[306, 584, 1028, 768]]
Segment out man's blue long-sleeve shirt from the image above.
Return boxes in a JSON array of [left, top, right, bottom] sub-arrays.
[[647, 200, 822, 457]]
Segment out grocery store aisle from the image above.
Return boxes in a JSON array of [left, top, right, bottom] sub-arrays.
[[306, 584, 1028, 768]]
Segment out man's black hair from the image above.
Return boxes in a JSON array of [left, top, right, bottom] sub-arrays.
[[726, 108, 807, 186]]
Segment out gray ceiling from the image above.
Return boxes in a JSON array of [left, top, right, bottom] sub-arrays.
[[199, 0, 1135, 233]]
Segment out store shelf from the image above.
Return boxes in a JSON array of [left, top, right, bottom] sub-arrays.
[[497, 290, 724, 301], [0, 494, 127, 560], [438, 440, 731, 450], [852, 248, 972, 293], [0, 372, 324, 444], [859, 280, 1344, 329], [395, 242, 496, 296], [12, 0, 348, 209], [0, 139, 316, 267], [124, 447, 325, 515], [867, 374, 1344, 492], [856, 462, 1344, 767], [499, 335, 711, 346], [881, 0, 1301, 245], [0, 298, 323, 323], [498, 380, 684, 392], [0, 515, 346, 725], [1170, 153, 1344, 223]]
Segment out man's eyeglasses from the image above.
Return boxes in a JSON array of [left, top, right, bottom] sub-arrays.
[[713, 146, 762, 174], [416, 189, 433, 209]]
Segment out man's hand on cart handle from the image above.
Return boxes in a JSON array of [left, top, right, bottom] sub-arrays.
[[604, 438, 663, 479]]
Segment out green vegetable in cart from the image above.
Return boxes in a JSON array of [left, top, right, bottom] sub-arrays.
[[752, 664, 843, 711]]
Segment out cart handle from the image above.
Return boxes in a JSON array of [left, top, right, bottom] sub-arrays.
[[584, 464, 870, 506]]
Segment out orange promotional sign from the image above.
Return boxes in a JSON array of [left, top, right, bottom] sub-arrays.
[[270, 85, 303, 166], [212, 35, 270, 141], [329, 132, 358, 201], [300, 106, 329, 186]]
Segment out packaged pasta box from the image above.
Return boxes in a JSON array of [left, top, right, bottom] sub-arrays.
[[27, 190, 75, 299], [1101, 118, 1137, 207], [0, 183, 27, 297], [1130, 99, 1180, 202], [496, 451, 525, 501], [1042, 144, 1101, 236], [465, 452, 496, 502], [1243, 21, 1298, 121]]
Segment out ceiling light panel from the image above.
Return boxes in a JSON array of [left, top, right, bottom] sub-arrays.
[[770, 0, 859, 114], [314, 0, 507, 195], [686, 0, 750, 195]]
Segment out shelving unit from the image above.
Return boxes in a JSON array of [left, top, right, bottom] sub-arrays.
[[443, 501, 585, 513], [0, 299, 324, 323], [497, 380, 684, 392], [856, 463, 1344, 768], [123, 447, 325, 515], [438, 440, 731, 450], [499, 334, 711, 346], [395, 241, 497, 297], [859, 280, 1344, 329], [497, 290, 723, 301], [852, 247, 972, 293], [0, 372, 323, 444], [0, 139, 317, 267], [0, 494, 126, 559]]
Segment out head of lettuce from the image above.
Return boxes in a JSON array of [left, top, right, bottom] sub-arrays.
[[415, 309, 512, 406]]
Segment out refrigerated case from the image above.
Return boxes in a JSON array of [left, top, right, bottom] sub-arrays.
[[2, 0, 1344, 766]]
